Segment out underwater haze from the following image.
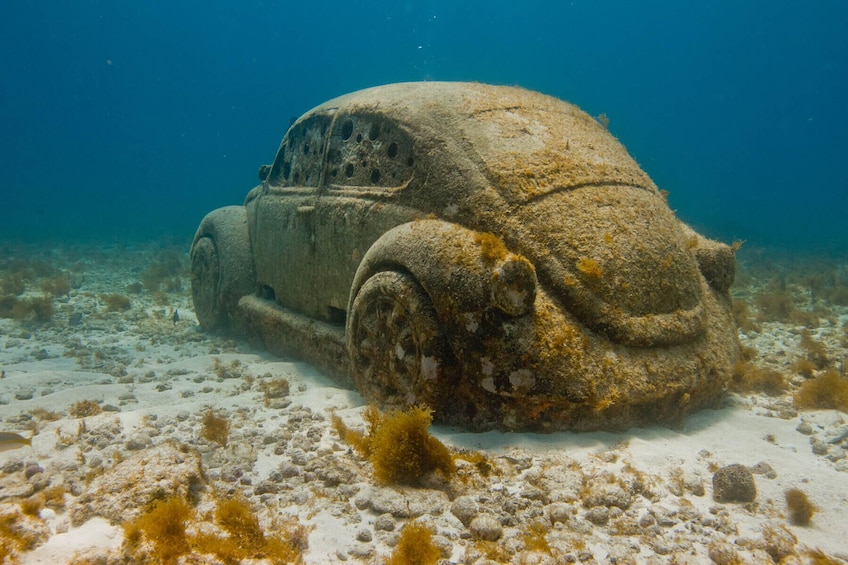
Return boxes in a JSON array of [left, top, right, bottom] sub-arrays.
[[1, 1, 846, 251]]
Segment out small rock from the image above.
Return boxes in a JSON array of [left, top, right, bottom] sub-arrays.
[[15, 388, 35, 401], [796, 421, 813, 435], [124, 435, 149, 451], [684, 475, 706, 496], [374, 513, 395, 532], [750, 462, 777, 479], [545, 502, 572, 524], [708, 542, 741, 565], [712, 464, 757, 503], [450, 496, 479, 527], [651, 505, 678, 527], [254, 481, 278, 495], [638, 513, 656, 528], [520, 485, 547, 502], [24, 463, 44, 480], [220, 466, 243, 483], [1, 458, 24, 474], [356, 528, 372, 542], [762, 524, 798, 563], [583, 483, 631, 510], [470, 514, 503, 541], [810, 438, 829, 455], [584, 506, 609, 525], [348, 543, 373, 559]]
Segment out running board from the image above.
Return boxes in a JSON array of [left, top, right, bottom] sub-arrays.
[[236, 295, 352, 387]]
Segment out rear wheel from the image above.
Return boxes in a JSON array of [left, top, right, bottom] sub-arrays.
[[190, 206, 255, 330], [347, 271, 450, 411]]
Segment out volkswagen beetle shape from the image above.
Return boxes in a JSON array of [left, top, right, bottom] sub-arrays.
[[190, 82, 739, 432]]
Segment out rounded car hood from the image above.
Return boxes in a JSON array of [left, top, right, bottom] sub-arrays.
[[520, 185, 707, 347]]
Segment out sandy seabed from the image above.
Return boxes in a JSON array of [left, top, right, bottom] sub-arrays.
[[0, 240, 846, 564]]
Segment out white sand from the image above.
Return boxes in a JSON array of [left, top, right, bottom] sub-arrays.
[[0, 242, 846, 564]]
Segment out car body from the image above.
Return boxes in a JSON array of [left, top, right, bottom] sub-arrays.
[[190, 82, 740, 431]]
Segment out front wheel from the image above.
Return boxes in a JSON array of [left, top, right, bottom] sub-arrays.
[[190, 206, 255, 330], [347, 271, 451, 412]]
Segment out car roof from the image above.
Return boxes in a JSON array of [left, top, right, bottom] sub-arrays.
[[303, 82, 656, 202]]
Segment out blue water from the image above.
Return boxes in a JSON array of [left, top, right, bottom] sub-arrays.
[[2, 1, 846, 251]]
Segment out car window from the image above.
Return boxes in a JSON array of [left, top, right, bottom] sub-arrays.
[[325, 113, 415, 192], [267, 114, 333, 188]]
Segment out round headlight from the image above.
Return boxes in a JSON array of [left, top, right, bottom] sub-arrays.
[[490, 254, 537, 316]]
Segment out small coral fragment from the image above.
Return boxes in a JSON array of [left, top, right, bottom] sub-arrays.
[[712, 464, 756, 503], [69, 399, 102, 418]]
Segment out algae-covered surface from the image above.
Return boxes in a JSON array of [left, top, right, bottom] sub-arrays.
[[0, 240, 847, 564]]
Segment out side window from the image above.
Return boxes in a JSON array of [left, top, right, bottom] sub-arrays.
[[267, 114, 332, 187], [326, 114, 415, 190]]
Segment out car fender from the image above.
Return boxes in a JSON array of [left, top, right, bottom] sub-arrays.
[[348, 220, 537, 327]]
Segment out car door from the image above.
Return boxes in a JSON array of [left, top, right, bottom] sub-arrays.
[[252, 113, 333, 319], [308, 112, 421, 321]]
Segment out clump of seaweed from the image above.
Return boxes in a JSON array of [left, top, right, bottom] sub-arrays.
[[0, 295, 55, 322], [19, 496, 43, 517], [0, 509, 41, 561], [385, 520, 441, 565], [729, 361, 788, 396], [799, 330, 830, 370], [201, 410, 229, 447], [124, 496, 192, 562], [40, 273, 72, 296], [139, 253, 186, 294], [212, 358, 248, 380], [521, 520, 552, 554], [732, 299, 760, 333], [259, 377, 290, 406], [69, 400, 102, 418], [794, 369, 848, 412], [124, 495, 307, 564], [785, 488, 816, 526], [101, 293, 131, 312], [791, 358, 817, 379], [754, 287, 796, 322], [332, 405, 454, 486], [804, 548, 844, 564], [0, 271, 27, 296], [192, 497, 307, 563]]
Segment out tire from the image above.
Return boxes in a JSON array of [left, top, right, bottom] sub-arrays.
[[190, 206, 256, 330], [347, 271, 450, 411]]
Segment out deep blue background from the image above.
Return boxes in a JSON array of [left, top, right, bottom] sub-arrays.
[[1, 1, 846, 251]]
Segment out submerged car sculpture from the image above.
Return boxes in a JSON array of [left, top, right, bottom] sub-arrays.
[[190, 82, 739, 431]]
